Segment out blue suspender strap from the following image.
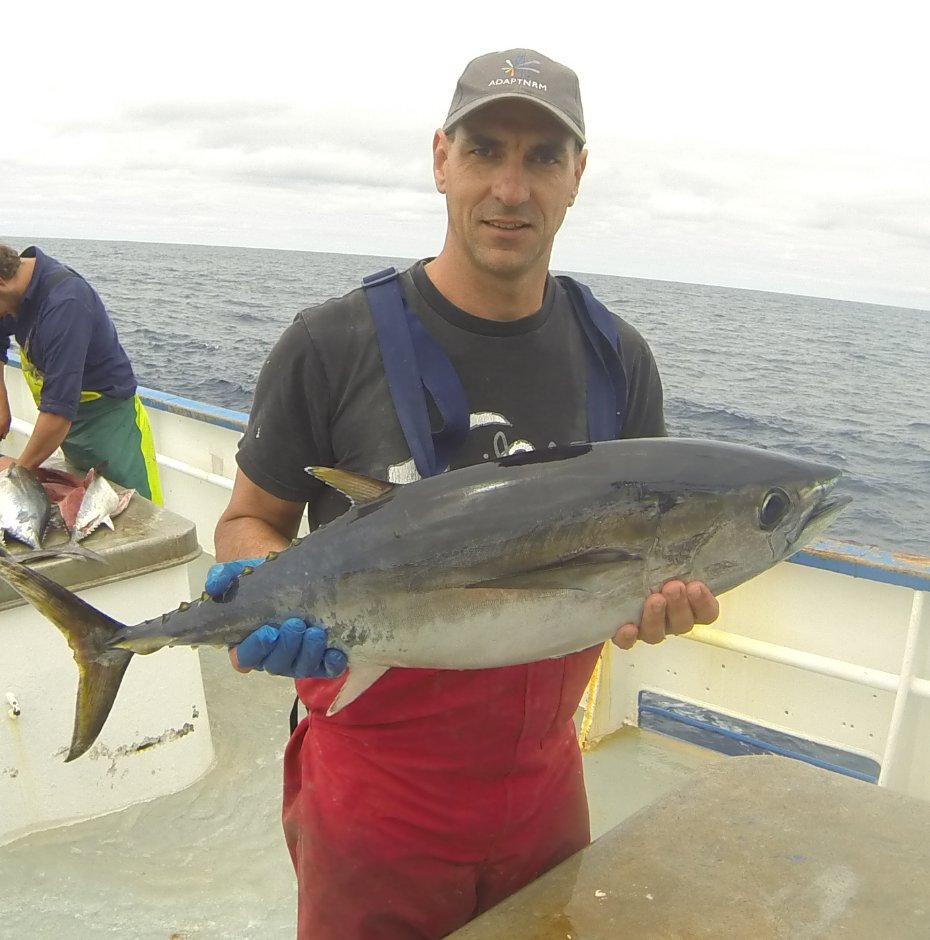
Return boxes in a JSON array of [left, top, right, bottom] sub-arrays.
[[557, 276, 628, 441], [404, 302, 470, 471], [363, 268, 469, 478], [364, 268, 436, 476]]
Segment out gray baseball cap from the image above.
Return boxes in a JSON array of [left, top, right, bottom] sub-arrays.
[[443, 49, 585, 144]]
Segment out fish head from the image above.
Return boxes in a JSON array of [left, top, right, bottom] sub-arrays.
[[605, 439, 851, 595]]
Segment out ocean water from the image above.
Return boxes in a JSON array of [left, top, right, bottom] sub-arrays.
[[4, 235, 929, 556]]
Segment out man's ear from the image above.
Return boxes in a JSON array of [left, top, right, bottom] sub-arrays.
[[433, 129, 451, 194], [569, 147, 588, 207]]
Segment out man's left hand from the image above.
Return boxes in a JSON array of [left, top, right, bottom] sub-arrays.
[[612, 580, 719, 650]]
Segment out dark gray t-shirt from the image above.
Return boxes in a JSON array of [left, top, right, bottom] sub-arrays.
[[238, 262, 666, 525]]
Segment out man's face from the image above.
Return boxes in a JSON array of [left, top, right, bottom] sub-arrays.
[[0, 280, 20, 317], [433, 99, 587, 282]]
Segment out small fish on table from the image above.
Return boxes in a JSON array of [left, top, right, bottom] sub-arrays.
[[36, 465, 135, 543], [0, 461, 133, 555]]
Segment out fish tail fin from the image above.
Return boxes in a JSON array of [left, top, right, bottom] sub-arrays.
[[67, 649, 134, 761], [0, 547, 132, 761]]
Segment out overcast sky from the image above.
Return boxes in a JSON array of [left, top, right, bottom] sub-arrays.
[[3, 1, 927, 311]]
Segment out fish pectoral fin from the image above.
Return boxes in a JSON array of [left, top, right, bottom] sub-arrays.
[[304, 467, 395, 506], [325, 664, 390, 716], [466, 549, 643, 593]]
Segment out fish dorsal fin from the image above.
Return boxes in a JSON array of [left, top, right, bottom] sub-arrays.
[[305, 467, 394, 505], [325, 664, 390, 716], [466, 548, 642, 593]]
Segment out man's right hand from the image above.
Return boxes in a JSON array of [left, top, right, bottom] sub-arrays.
[[204, 558, 348, 679]]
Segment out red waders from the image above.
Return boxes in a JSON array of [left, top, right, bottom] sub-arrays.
[[283, 646, 601, 939]]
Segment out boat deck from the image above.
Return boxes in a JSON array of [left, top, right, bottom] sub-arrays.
[[453, 754, 930, 940], [0, 644, 719, 939]]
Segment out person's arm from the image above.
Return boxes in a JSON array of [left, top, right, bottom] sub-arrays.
[[214, 467, 306, 562], [14, 411, 73, 470], [210, 469, 346, 679], [213, 467, 305, 673], [0, 365, 11, 442]]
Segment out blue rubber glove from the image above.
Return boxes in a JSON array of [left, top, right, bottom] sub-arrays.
[[204, 557, 347, 679], [204, 557, 266, 600], [235, 618, 348, 678]]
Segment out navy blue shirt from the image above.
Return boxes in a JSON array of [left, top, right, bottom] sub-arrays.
[[0, 247, 137, 420]]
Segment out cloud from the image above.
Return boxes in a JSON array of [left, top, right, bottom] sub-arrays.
[[9, 95, 435, 199], [3, 1, 928, 310]]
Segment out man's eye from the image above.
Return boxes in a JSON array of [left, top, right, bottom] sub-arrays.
[[532, 150, 561, 165]]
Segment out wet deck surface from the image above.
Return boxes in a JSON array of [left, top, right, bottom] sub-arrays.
[[451, 755, 930, 940], [0, 629, 715, 938], [0, 645, 300, 939]]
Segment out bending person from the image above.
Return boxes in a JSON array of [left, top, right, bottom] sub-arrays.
[[0, 243, 162, 502]]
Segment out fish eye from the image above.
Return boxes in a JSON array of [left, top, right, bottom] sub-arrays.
[[759, 488, 791, 530]]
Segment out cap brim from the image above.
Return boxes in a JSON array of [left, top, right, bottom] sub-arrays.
[[443, 94, 585, 145]]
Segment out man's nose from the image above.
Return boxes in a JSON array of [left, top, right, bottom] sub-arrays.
[[491, 158, 530, 206]]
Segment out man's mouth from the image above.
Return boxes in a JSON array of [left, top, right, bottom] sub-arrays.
[[485, 220, 529, 230]]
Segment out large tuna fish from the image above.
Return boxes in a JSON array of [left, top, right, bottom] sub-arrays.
[[0, 438, 850, 762]]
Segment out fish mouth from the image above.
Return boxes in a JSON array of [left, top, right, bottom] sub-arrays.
[[807, 492, 852, 526], [795, 477, 852, 544]]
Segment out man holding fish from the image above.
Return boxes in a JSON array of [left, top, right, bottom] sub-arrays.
[[0, 243, 162, 503], [209, 49, 720, 939]]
